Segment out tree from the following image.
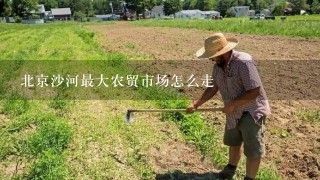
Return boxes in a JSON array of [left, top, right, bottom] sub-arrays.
[[0, 0, 5, 16], [38, 0, 58, 10], [216, 0, 234, 16], [12, 0, 38, 17], [289, 0, 309, 14], [163, 0, 181, 16], [272, 4, 284, 16], [257, 0, 269, 10], [126, 0, 156, 17], [201, 0, 217, 11], [311, 0, 320, 13], [93, 0, 110, 14], [183, 0, 191, 9], [83, 0, 95, 16]]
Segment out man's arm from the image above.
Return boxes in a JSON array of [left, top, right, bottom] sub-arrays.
[[223, 87, 260, 114], [224, 60, 262, 114], [187, 86, 218, 113]]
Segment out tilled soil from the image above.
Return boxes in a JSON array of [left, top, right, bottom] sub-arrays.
[[90, 22, 320, 179]]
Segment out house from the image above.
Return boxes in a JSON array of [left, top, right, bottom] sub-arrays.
[[8, 17, 15, 23], [1, 17, 5, 23], [30, 4, 45, 19], [95, 14, 120, 21], [201, 11, 220, 19], [51, 8, 72, 20], [261, 9, 271, 16], [231, 6, 250, 17], [175, 10, 203, 19], [150, 5, 165, 18], [249, 10, 255, 16]]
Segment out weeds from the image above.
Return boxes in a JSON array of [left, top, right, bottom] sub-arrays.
[[2, 93, 29, 117], [23, 149, 69, 180], [133, 15, 320, 38], [23, 117, 72, 156], [298, 109, 320, 124]]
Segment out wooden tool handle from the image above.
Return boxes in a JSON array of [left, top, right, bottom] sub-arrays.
[[128, 108, 223, 113]]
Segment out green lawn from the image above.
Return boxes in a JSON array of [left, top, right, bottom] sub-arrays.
[[132, 15, 320, 38]]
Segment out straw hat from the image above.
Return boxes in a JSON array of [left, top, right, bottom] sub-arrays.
[[196, 33, 239, 58]]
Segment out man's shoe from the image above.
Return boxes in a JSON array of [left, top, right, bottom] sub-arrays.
[[217, 165, 236, 179]]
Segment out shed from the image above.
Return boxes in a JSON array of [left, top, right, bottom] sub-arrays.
[[51, 8, 72, 20]]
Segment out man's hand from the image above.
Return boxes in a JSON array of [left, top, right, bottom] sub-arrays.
[[223, 102, 236, 114], [186, 102, 197, 113]]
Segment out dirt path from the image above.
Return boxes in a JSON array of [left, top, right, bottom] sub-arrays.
[[90, 22, 320, 179]]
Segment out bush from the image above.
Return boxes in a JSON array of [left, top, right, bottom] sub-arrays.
[[25, 149, 68, 179], [24, 118, 72, 155], [226, 8, 235, 17], [2, 93, 29, 117], [73, 11, 86, 21], [15, 16, 22, 23], [272, 4, 284, 16]]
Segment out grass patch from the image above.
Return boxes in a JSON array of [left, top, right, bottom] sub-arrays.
[[132, 15, 320, 38], [23, 117, 72, 156], [297, 109, 320, 124], [2, 93, 29, 117], [22, 149, 69, 180]]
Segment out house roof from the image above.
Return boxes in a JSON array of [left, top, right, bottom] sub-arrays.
[[232, 6, 249, 9], [201, 11, 220, 14], [51, 8, 72, 15]]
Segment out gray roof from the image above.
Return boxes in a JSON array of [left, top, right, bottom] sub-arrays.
[[232, 6, 249, 9], [201, 11, 220, 14], [51, 8, 71, 15]]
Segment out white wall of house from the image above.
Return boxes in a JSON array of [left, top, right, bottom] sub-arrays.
[[175, 10, 203, 19], [150, 5, 165, 18], [201, 11, 220, 18]]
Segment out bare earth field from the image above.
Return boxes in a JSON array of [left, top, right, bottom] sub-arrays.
[[90, 22, 320, 179]]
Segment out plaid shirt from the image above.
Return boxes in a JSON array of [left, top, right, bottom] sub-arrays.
[[212, 50, 271, 129]]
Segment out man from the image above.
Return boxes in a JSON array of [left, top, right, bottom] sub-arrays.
[[187, 33, 270, 180]]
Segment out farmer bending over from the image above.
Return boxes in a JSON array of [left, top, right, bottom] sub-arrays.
[[187, 33, 271, 180]]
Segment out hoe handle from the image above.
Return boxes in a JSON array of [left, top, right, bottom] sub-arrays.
[[128, 108, 223, 113]]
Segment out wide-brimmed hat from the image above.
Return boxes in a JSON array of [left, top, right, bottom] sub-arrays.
[[196, 33, 238, 58]]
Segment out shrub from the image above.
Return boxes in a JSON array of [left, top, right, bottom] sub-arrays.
[[25, 149, 68, 179], [24, 118, 72, 156], [2, 93, 29, 117], [15, 16, 22, 23]]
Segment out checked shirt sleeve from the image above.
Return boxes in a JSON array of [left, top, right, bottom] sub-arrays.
[[210, 65, 218, 88], [239, 61, 262, 91]]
